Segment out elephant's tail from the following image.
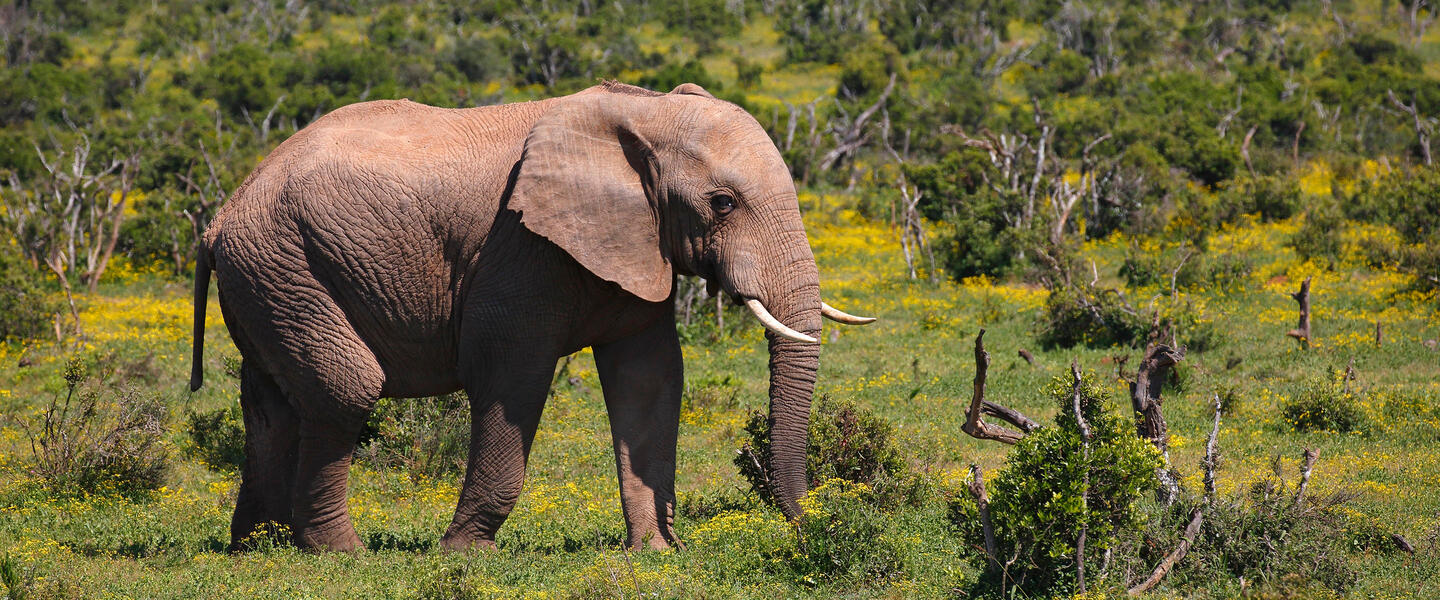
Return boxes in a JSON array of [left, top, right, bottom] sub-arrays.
[[189, 249, 212, 392]]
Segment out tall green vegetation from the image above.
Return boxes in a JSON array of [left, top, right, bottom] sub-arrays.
[[948, 371, 1162, 596], [0, 0, 1433, 314]]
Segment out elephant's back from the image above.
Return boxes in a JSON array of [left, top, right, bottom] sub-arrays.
[[208, 98, 550, 398]]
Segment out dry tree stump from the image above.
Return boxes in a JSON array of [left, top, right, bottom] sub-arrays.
[[962, 330, 1039, 445], [1286, 276, 1313, 349], [1130, 316, 1186, 503]]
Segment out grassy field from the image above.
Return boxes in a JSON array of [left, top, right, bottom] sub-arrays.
[[3, 2, 1440, 597], [0, 188, 1436, 598]]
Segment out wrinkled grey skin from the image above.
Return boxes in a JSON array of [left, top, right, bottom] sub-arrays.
[[190, 82, 823, 552]]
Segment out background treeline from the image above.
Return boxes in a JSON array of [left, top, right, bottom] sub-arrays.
[[0, 0, 1437, 340]]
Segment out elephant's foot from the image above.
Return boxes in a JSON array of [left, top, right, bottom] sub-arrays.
[[294, 518, 362, 552], [439, 534, 498, 553], [626, 526, 684, 551]]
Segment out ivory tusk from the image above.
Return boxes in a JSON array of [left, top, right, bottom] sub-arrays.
[[744, 299, 818, 343], [821, 302, 876, 325]]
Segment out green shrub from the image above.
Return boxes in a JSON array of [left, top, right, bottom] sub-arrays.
[[0, 242, 58, 341], [1289, 203, 1346, 264], [185, 403, 245, 472], [736, 396, 926, 510], [356, 393, 469, 480], [792, 479, 908, 583], [733, 56, 762, 89], [1281, 375, 1367, 434], [1177, 175, 1303, 234], [1181, 474, 1362, 593], [1036, 286, 1149, 349], [0, 552, 32, 600], [948, 371, 1162, 597], [23, 356, 170, 497], [1345, 165, 1440, 244], [1120, 245, 1254, 292]]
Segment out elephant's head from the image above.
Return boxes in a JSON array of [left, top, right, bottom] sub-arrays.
[[510, 81, 872, 518]]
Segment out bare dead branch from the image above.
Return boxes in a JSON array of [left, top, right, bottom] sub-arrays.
[[1387, 88, 1433, 166], [818, 72, 897, 171], [963, 330, 1033, 444], [1127, 508, 1204, 595], [1295, 448, 1319, 509], [1203, 393, 1223, 504], [982, 401, 1040, 433], [1285, 276, 1313, 349], [1292, 119, 1307, 168], [969, 464, 998, 562], [1169, 247, 1194, 297], [1131, 331, 1186, 450], [1241, 124, 1258, 174], [1070, 358, 1091, 594], [1393, 533, 1415, 554], [1131, 315, 1186, 504]]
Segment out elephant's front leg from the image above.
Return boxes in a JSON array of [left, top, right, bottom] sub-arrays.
[[441, 354, 556, 552], [593, 316, 684, 550]]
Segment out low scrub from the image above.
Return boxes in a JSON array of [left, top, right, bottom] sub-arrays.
[[947, 371, 1162, 597], [22, 357, 169, 497], [736, 396, 926, 510], [1281, 372, 1367, 434], [184, 403, 245, 472], [791, 479, 909, 583], [1036, 286, 1149, 349], [0, 242, 58, 342], [1178, 476, 1365, 594], [356, 393, 470, 480]]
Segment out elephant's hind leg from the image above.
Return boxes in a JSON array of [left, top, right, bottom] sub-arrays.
[[278, 321, 385, 553], [230, 361, 300, 551], [219, 267, 385, 552]]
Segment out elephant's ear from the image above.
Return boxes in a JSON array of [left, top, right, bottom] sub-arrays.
[[510, 95, 672, 303]]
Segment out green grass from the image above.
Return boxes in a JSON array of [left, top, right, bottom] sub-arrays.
[[0, 194, 1436, 598]]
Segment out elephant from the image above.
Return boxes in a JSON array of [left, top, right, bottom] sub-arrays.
[[188, 80, 874, 553]]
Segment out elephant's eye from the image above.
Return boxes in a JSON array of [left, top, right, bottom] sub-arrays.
[[710, 194, 735, 216]]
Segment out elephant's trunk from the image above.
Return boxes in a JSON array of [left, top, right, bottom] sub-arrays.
[[758, 230, 822, 521]]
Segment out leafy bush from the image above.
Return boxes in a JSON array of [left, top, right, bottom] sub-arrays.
[[948, 371, 1162, 597], [356, 393, 470, 480], [1289, 203, 1346, 264], [1119, 245, 1254, 292], [792, 479, 908, 583], [0, 552, 33, 600], [22, 356, 169, 497], [1176, 175, 1303, 236], [185, 403, 245, 472], [1036, 286, 1149, 349], [935, 194, 1037, 280], [1345, 167, 1440, 243], [1281, 374, 1367, 434], [0, 242, 57, 341], [736, 396, 926, 510], [1183, 474, 1362, 593]]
